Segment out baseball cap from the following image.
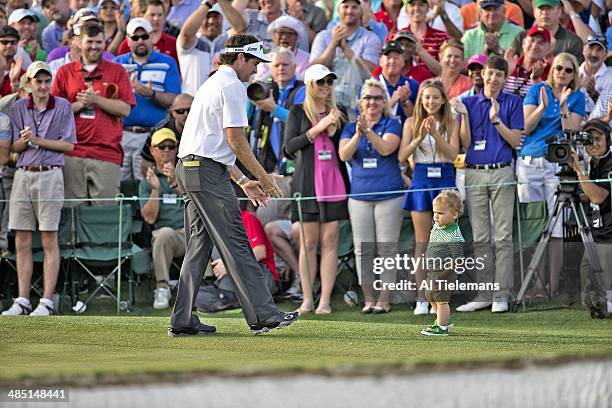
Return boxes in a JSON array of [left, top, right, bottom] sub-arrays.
[[126, 17, 153, 36], [100, 0, 121, 6], [526, 25, 552, 43], [534, 0, 560, 8], [304, 64, 338, 82], [26, 61, 52, 78], [586, 34, 608, 50], [339, 0, 360, 4], [467, 54, 488, 69], [583, 119, 611, 138], [0, 26, 20, 40], [403, 0, 428, 4], [223, 41, 271, 62], [151, 128, 178, 146], [393, 31, 417, 44], [73, 8, 99, 23], [8, 9, 40, 25], [479, 0, 504, 8], [382, 40, 405, 55]]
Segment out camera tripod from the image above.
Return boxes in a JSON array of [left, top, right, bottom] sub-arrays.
[[513, 179, 609, 318]]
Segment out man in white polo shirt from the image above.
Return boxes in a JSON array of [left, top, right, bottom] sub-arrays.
[[169, 33, 300, 337]]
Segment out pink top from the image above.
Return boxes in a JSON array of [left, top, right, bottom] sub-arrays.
[[313, 126, 346, 203], [438, 74, 473, 99]]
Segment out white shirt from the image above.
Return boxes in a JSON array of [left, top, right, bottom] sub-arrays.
[[178, 65, 248, 165], [579, 63, 612, 115], [178, 37, 213, 97], [398, 2, 464, 33]]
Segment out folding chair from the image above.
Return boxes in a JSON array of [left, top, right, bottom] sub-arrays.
[[334, 219, 358, 294], [71, 203, 144, 313]]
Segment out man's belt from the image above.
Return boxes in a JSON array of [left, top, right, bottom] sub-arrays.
[[20, 165, 61, 172], [465, 162, 512, 170]]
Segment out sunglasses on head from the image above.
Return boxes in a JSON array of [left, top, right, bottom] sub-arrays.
[[315, 77, 335, 86], [363, 95, 384, 101], [173, 108, 190, 115], [130, 33, 150, 42], [0, 39, 17, 45], [156, 143, 177, 151], [554, 65, 574, 74]]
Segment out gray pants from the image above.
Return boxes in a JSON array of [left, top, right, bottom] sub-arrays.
[[170, 156, 278, 328], [348, 196, 405, 286], [465, 167, 515, 301]]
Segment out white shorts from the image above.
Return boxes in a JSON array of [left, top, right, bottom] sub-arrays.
[[516, 156, 564, 238]]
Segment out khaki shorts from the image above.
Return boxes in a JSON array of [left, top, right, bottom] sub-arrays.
[[9, 168, 64, 231], [425, 269, 457, 304]]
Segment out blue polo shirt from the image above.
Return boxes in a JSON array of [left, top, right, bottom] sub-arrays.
[[340, 116, 404, 201], [464, 91, 524, 166], [520, 82, 586, 158], [114, 51, 181, 127]]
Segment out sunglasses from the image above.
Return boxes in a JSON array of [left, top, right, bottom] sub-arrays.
[[554, 65, 574, 74], [156, 143, 177, 150], [173, 108, 190, 115], [276, 30, 297, 37], [363, 95, 384, 101], [130, 34, 150, 42], [0, 39, 17, 45], [315, 77, 335, 86]]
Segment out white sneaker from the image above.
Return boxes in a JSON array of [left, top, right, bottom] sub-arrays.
[[30, 298, 56, 316], [429, 307, 437, 314], [2, 297, 32, 316], [491, 300, 509, 313], [414, 301, 429, 315], [153, 287, 171, 309], [455, 301, 492, 312]]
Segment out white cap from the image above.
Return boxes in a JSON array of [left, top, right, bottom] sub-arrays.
[[266, 16, 306, 46], [126, 17, 153, 36], [8, 9, 39, 25], [304, 64, 337, 83], [209, 3, 230, 32], [223, 41, 271, 62], [26, 61, 52, 78], [73, 8, 98, 24], [100, 0, 121, 5]]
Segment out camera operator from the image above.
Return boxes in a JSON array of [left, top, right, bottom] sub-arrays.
[[569, 119, 612, 315], [518, 52, 585, 298]]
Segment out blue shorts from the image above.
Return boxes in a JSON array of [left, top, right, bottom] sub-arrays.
[[403, 163, 456, 212]]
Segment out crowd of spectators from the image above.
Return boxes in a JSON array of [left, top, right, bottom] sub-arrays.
[[0, 0, 610, 316]]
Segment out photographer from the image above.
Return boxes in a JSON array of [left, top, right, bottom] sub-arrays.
[[518, 52, 585, 298], [569, 119, 612, 315]]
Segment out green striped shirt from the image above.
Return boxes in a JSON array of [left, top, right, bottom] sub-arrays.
[[425, 222, 464, 271]]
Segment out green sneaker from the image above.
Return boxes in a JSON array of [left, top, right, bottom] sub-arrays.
[[434, 317, 454, 328], [420, 325, 449, 336]]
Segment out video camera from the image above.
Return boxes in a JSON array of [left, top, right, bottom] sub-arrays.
[[546, 129, 593, 164]]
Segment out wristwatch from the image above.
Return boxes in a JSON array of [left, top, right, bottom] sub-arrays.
[[492, 120, 500, 126], [236, 175, 248, 186]]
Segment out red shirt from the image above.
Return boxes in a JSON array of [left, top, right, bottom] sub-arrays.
[[400, 25, 449, 80], [51, 59, 136, 166], [1, 69, 25, 96], [375, 4, 399, 34], [371, 62, 433, 83], [118, 32, 179, 66], [240, 209, 278, 281]]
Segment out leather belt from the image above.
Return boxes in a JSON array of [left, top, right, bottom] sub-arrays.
[[465, 162, 511, 170], [20, 165, 61, 172], [123, 126, 151, 133]]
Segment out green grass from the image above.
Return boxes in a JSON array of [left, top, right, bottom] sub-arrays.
[[1, 299, 612, 385]]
